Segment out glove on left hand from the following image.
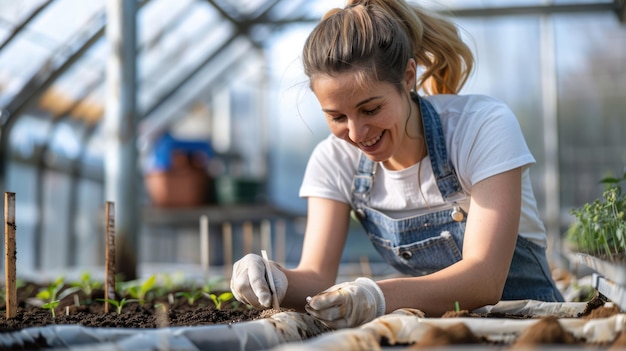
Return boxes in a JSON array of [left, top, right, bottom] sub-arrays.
[[305, 277, 385, 329]]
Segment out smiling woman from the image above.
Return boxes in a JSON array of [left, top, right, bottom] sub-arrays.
[[229, 0, 566, 329]]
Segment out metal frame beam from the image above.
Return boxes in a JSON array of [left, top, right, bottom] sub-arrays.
[[448, 2, 622, 19], [0, 0, 53, 52], [266, 1, 622, 25]]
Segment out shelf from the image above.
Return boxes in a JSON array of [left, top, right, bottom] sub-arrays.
[[142, 204, 302, 226]]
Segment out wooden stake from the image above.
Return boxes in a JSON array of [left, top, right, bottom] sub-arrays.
[[200, 215, 209, 279], [104, 201, 116, 313], [4, 192, 17, 319]]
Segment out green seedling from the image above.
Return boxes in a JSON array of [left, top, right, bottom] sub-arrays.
[[152, 273, 184, 298], [568, 171, 626, 260], [35, 277, 80, 317], [176, 290, 204, 306], [70, 272, 102, 297], [118, 275, 157, 304], [454, 301, 461, 312], [97, 297, 137, 315], [204, 291, 234, 310]]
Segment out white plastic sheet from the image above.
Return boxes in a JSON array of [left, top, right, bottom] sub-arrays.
[[0, 301, 620, 350]]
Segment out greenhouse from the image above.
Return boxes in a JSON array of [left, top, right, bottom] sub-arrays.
[[0, 0, 625, 350]]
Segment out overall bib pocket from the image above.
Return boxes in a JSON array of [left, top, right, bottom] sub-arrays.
[[367, 230, 463, 276]]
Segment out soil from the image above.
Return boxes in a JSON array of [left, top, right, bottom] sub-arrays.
[[0, 283, 623, 350]]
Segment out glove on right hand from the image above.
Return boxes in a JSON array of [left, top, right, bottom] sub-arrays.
[[230, 253, 288, 309]]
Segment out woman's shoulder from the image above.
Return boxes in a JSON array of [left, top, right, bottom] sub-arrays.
[[424, 94, 510, 114]]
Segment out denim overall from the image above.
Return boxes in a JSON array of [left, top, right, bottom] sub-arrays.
[[351, 95, 564, 302]]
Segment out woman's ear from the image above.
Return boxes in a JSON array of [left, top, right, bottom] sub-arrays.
[[403, 59, 417, 91]]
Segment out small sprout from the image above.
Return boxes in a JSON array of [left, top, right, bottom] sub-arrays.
[[454, 301, 461, 312], [118, 275, 157, 304], [34, 276, 80, 317], [70, 272, 102, 296], [204, 291, 234, 310], [176, 290, 204, 306], [97, 298, 137, 315]]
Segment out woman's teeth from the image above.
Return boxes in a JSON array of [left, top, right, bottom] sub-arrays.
[[360, 132, 383, 147]]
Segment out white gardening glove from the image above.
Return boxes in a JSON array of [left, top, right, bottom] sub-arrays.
[[305, 277, 385, 329], [230, 253, 288, 309]]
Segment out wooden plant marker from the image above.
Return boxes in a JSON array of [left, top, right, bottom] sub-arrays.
[[261, 249, 280, 310], [4, 192, 17, 319], [104, 201, 116, 313], [260, 220, 271, 259]]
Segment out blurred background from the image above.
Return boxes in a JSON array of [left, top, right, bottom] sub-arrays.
[[0, 0, 624, 281]]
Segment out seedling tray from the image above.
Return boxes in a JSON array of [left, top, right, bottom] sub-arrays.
[[576, 253, 626, 285]]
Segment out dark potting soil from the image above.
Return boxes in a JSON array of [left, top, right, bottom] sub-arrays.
[[0, 281, 267, 331]]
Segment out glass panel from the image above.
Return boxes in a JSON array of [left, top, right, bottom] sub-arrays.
[[5, 161, 39, 272], [0, 0, 104, 107], [47, 119, 84, 165], [41, 169, 71, 268], [555, 12, 626, 219], [82, 123, 105, 179], [137, 1, 225, 114], [74, 178, 104, 266], [0, 0, 48, 25], [8, 113, 53, 159]]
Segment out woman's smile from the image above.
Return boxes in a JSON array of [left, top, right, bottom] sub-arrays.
[[359, 130, 384, 147]]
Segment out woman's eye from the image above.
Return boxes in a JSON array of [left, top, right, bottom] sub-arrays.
[[364, 106, 380, 115], [330, 115, 346, 123]]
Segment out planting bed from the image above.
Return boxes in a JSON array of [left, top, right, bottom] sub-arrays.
[[2, 278, 626, 350]]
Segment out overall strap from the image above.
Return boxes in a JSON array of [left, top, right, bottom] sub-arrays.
[[352, 153, 377, 214], [417, 94, 464, 200]]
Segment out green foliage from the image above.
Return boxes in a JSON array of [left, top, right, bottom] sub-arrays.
[[117, 275, 157, 304], [35, 276, 80, 317], [97, 297, 137, 315], [176, 290, 205, 306], [568, 171, 626, 260], [204, 291, 234, 310], [70, 272, 102, 296]]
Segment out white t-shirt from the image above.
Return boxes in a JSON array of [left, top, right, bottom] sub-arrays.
[[299, 94, 547, 247]]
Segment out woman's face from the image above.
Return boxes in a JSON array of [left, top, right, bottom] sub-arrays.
[[311, 71, 420, 170]]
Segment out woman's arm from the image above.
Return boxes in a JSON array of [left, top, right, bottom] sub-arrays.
[[280, 196, 352, 310], [379, 167, 522, 316]]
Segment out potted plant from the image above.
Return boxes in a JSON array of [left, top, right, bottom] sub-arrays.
[[566, 171, 626, 302]]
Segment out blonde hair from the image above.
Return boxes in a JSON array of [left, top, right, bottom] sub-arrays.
[[302, 0, 474, 95]]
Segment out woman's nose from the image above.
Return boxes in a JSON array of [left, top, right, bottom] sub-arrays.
[[348, 118, 368, 142]]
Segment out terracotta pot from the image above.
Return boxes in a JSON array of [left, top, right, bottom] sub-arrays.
[[145, 168, 210, 207]]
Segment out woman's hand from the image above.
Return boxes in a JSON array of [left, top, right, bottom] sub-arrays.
[[305, 277, 385, 329], [230, 253, 288, 308]]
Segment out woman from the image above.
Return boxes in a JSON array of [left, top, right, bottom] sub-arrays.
[[230, 0, 564, 329]]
